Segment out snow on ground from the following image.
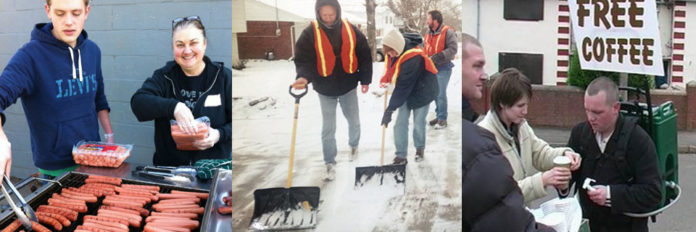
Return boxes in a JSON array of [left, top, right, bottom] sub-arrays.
[[232, 51, 462, 231]]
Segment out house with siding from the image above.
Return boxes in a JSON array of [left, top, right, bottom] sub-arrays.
[[462, 0, 696, 88]]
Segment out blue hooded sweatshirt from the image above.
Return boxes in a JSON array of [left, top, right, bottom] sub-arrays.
[[0, 23, 110, 170]]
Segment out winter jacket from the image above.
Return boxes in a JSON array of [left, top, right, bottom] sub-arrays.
[[294, 0, 372, 97], [463, 117, 551, 232], [0, 23, 109, 170], [567, 115, 661, 232], [477, 111, 572, 204], [131, 56, 231, 166], [384, 34, 438, 111], [424, 24, 457, 68]]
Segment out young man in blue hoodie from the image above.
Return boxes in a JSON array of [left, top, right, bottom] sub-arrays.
[[0, 0, 113, 178]]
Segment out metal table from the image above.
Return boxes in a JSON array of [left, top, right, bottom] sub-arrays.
[[75, 162, 213, 191], [201, 169, 232, 231]]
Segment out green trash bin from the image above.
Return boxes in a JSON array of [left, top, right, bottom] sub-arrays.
[[648, 101, 679, 207], [578, 219, 591, 232]]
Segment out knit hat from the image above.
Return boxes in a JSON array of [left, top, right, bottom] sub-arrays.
[[382, 29, 405, 56]]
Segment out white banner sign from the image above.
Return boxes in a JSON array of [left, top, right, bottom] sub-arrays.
[[568, 0, 664, 76]]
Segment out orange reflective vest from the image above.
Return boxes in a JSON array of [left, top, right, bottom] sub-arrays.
[[312, 19, 358, 77], [424, 25, 450, 57], [379, 48, 438, 88]]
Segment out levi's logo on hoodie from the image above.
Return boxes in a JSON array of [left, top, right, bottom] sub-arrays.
[[55, 73, 97, 98]]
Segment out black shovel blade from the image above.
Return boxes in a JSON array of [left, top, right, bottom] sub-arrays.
[[250, 187, 320, 231], [354, 164, 406, 188]]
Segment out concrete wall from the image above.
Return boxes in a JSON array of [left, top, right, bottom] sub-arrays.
[[461, 0, 478, 38], [232, 0, 245, 67], [0, 0, 232, 178], [473, 0, 562, 85], [658, 4, 673, 59], [683, 2, 696, 85]]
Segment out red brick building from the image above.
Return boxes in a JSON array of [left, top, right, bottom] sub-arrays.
[[235, 0, 311, 60], [237, 21, 298, 60]]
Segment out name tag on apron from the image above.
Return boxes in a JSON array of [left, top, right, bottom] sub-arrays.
[[204, 94, 221, 107]]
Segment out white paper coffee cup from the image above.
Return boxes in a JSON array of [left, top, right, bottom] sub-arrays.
[[553, 156, 571, 169]]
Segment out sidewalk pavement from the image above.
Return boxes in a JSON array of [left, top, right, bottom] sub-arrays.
[[535, 126, 696, 154]]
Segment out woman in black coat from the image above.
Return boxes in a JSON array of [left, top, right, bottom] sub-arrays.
[[131, 16, 231, 166]]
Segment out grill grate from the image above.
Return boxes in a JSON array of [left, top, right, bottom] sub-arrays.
[[0, 172, 208, 232]]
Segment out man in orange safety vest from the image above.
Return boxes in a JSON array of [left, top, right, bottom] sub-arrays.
[[424, 10, 457, 129], [291, 0, 372, 181]]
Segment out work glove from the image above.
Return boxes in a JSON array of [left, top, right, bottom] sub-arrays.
[[193, 128, 220, 150], [379, 83, 395, 93], [0, 139, 11, 177], [381, 110, 394, 127]]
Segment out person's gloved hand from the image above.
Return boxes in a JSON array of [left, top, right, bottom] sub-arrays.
[[381, 110, 394, 127], [104, 133, 115, 144], [361, 84, 369, 93], [0, 138, 12, 177], [193, 128, 220, 150], [291, 77, 309, 89], [173, 102, 197, 135], [379, 83, 395, 93]]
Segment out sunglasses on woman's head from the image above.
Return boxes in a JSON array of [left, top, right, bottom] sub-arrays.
[[172, 16, 201, 29]]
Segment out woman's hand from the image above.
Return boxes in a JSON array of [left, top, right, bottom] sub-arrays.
[[193, 128, 220, 150], [173, 102, 197, 135], [542, 167, 571, 188]]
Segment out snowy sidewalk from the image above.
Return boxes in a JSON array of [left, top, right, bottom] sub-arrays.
[[231, 59, 463, 231]]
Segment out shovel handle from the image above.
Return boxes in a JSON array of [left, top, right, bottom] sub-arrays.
[[380, 125, 386, 166], [289, 86, 308, 104], [286, 87, 304, 188], [380, 93, 388, 166]]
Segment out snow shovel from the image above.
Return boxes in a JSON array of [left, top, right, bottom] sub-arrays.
[[354, 90, 406, 189], [249, 86, 320, 231]]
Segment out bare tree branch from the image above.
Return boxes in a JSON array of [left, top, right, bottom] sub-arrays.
[[365, 0, 377, 61], [387, 0, 461, 35]]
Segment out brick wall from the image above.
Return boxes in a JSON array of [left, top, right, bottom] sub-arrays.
[[470, 83, 696, 130], [238, 21, 295, 60], [0, 0, 231, 178]]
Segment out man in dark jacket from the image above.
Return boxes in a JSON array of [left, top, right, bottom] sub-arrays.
[[425, 10, 457, 129], [461, 33, 552, 232], [566, 77, 661, 232], [291, 0, 372, 181], [379, 30, 438, 164]]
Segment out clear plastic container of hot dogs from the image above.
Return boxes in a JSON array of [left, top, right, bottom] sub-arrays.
[[170, 116, 210, 151], [72, 141, 133, 168]]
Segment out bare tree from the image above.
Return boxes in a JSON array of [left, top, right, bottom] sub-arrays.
[[387, 0, 461, 35], [434, 0, 462, 33], [388, 0, 436, 34], [365, 0, 377, 61]]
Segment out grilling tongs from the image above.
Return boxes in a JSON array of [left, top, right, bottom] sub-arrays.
[[0, 174, 38, 230]]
